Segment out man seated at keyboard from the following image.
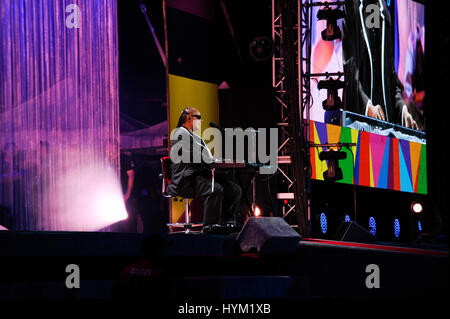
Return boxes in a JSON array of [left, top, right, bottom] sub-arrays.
[[170, 107, 242, 234], [342, 0, 419, 130]]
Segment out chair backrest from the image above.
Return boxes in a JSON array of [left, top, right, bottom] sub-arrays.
[[161, 156, 172, 185]]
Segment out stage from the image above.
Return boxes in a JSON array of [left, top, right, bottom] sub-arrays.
[[0, 230, 447, 300]]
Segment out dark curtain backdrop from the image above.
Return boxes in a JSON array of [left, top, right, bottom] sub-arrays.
[[0, 0, 121, 231]]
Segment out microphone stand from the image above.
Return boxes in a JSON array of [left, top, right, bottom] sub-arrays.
[[139, 0, 167, 68]]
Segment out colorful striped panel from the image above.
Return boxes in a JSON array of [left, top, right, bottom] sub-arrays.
[[309, 121, 427, 194]]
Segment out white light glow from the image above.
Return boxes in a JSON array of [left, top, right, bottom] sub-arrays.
[[45, 153, 128, 231], [96, 191, 129, 223], [411, 202, 423, 214]]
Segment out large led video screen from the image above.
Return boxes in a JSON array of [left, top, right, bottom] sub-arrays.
[[308, 0, 426, 194]]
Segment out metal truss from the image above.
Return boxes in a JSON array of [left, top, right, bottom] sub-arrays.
[[273, 0, 347, 236], [272, 0, 309, 236]]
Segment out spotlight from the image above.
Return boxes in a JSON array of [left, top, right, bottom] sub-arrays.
[[249, 36, 273, 62], [317, 7, 345, 41], [344, 215, 351, 222], [319, 149, 347, 181], [97, 192, 129, 222], [254, 206, 262, 217], [410, 201, 423, 214], [318, 78, 346, 111]]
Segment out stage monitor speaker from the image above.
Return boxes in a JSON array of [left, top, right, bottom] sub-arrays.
[[333, 221, 376, 244], [237, 217, 301, 254]]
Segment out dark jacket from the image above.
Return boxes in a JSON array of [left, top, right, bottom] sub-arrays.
[[343, 0, 405, 124], [169, 126, 213, 197]]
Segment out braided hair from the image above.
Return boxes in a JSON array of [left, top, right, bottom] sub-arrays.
[[176, 107, 193, 128]]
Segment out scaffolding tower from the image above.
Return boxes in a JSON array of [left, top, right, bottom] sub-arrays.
[[272, 0, 310, 236], [272, 0, 346, 237]]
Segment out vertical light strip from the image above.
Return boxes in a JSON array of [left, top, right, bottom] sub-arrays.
[[0, 0, 120, 231]]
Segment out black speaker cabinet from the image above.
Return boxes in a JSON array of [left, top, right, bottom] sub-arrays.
[[333, 221, 376, 244], [237, 217, 301, 254]]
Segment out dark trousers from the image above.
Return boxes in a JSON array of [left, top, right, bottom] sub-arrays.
[[193, 173, 242, 226], [124, 196, 139, 232]]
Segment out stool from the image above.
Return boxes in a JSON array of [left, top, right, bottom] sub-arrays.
[[160, 156, 200, 234]]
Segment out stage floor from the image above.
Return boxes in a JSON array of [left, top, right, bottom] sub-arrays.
[[0, 231, 447, 300]]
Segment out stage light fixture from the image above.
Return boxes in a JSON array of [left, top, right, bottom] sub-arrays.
[[320, 212, 328, 234], [410, 201, 423, 214], [344, 215, 351, 222], [318, 78, 346, 111], [369, 217, 376, 236], [394, 218, 401, 239], [319, 149, 347, 181], [317, 7, 345, 41], [249, 36, 273, 62]]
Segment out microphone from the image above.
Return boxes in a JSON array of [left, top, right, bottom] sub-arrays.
[[209, 122, 225, 134]]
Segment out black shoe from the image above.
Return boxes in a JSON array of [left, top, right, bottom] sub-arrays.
[[221, 222, 241, 234], [202, 224, 222, 234]]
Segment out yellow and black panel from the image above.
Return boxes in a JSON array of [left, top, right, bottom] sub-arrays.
[[166, 0, 218, 224]]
